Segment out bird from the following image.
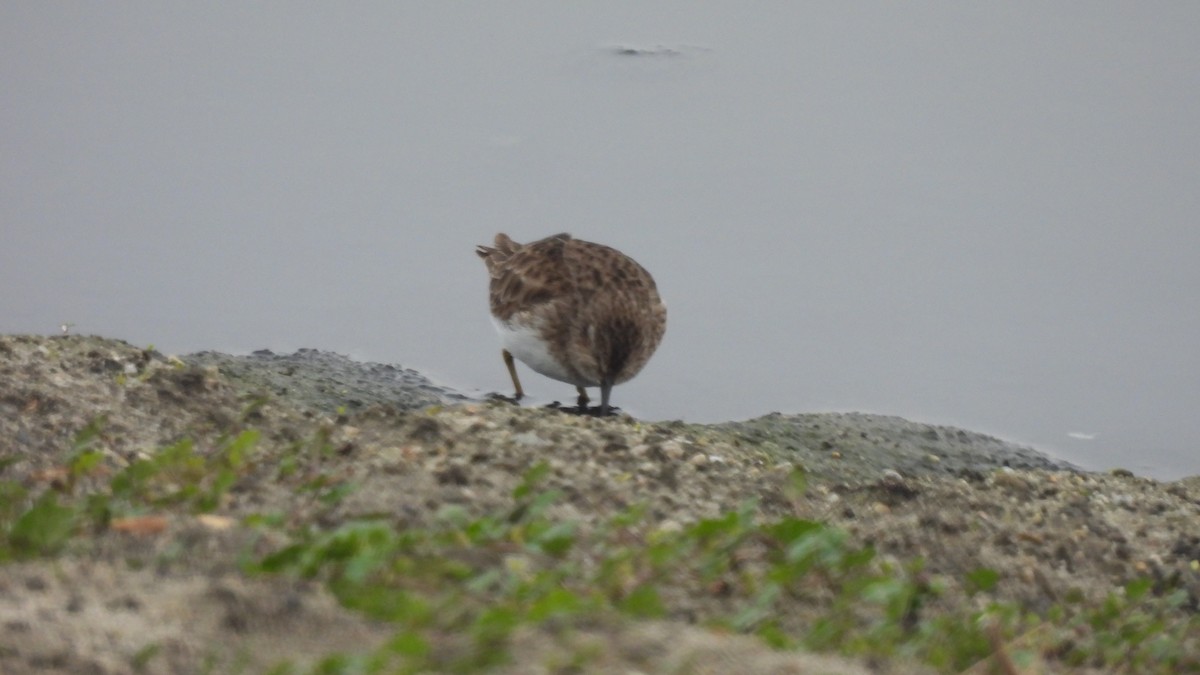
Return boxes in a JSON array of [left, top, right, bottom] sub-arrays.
[[476, 233, 666, 415]]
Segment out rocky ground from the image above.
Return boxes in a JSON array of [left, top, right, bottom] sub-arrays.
[[1, 334, 1197, 674]]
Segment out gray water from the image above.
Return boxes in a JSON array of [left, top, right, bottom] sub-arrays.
[[3, 4, 1198, 479]]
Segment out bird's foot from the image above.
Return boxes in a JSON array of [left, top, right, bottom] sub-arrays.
[[545, 401, 621, 417], [486, 392, 523, 406]]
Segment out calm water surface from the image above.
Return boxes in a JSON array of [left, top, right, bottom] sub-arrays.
[[3, 4, 1198, 479]]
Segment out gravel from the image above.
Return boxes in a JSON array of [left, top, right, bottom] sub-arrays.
[[1, 333, 1197, 674]]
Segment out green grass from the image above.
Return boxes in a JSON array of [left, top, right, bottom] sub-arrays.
[[244, 462, 1199, 673], [1, 420, 1197, 673]]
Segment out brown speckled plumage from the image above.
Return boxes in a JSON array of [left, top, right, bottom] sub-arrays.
[[476, 233, 666, 414]]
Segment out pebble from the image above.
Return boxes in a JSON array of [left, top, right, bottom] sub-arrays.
[[661, 440, 685, 460], [655, 519, 683, 535], [512, 432, 552, 449]]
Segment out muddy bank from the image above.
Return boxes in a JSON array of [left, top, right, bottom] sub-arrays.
[[1, 334, 1196, 674]]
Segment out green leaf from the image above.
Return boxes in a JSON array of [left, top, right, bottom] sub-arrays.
[[220, 429, 260, 468], [0, 480, 29, 523], [9, 492, 76, 557], [311, 652, 356, 675], [196, 469, 238, 512], [263, 662, 297, 675], [131, 643, 161, 671], [755, 621, 792, 649], [618, 584, 665, 618], [528, 587, 585, 622], [254, 542, 309, 574], [318, 482, 357, 506], [69, 449, 105, 479], [785, 527, 847, 569], [435, 504, 470, 527], [733, 584, 781, 631], [71, 415, 107, 452], [860, 578, 909, 606], [514, 489, 562, 523], [965, 567, 1001, 595], [838, 545, 876, 572], [82, 493, 114, 529], [387, 630, 430, 659], [513, 461, 552, 500], [530, 521, 576, 558], [334, 582, 430, 623], [766, 517, 823, 546], [606, 503, 648, 529], [690, 511, 740, 542], [466, 569, 504, 594], [473, 605, 520, 643], [1124, 577, 1153, 602], [786, 465, 808, 498]]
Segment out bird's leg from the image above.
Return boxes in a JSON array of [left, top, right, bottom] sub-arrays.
[[503, 349, 524, 400], [575, 386, 589, 412], [599, 380, 613, 416]]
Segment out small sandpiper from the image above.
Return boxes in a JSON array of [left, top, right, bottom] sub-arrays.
[[476, 233, 666, 415]]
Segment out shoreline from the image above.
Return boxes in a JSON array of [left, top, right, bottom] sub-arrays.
[[185, 340, 1084, 481]]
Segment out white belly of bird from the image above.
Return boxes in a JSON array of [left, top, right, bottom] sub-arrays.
[[493, 318, 593, 387]]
